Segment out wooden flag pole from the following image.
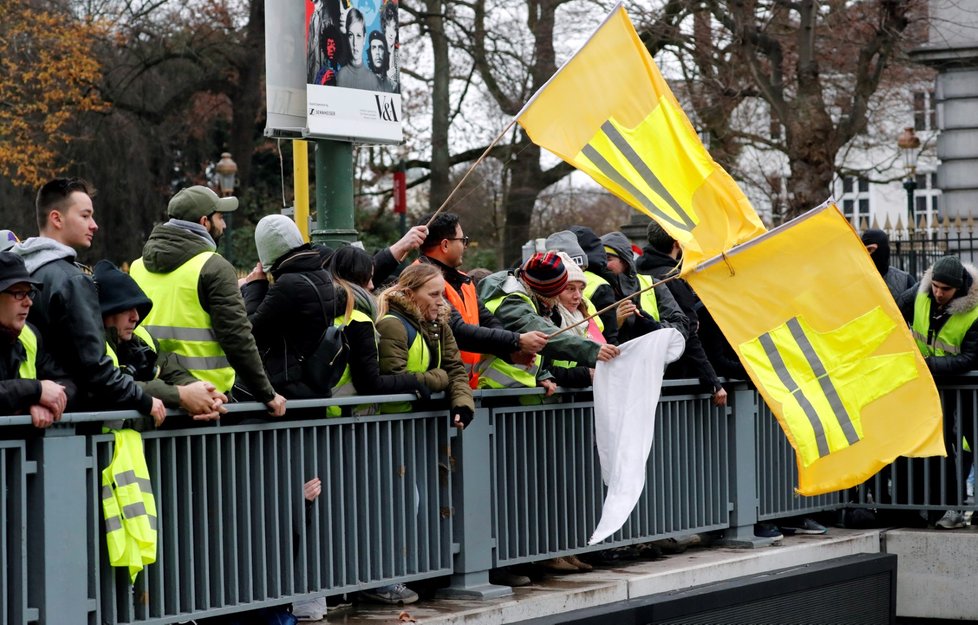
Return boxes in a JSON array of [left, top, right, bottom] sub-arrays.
[[425, 117, 519, 228]]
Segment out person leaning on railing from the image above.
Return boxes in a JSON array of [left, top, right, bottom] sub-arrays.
[[240, 215, 341, 400], [94, 260, 226, 425], [376, 263, 474, 429], [0, 251, 76, 427], [327, 246, 431, 407]]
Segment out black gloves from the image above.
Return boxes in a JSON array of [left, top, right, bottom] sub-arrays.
[[451, 406, 474, 429], [411, 379, 432, 402]]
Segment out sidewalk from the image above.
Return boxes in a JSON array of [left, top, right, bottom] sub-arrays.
[[316, 528, 882, 624]]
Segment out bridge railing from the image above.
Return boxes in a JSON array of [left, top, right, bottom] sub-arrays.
[[3, 377, 976, 624]]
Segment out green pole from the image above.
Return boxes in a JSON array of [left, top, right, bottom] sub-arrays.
[[312, 139, 358, 247]]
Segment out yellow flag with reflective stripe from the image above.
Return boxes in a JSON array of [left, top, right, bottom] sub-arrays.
[[515, 4, 766, 271], [687, 204, 945, 495]]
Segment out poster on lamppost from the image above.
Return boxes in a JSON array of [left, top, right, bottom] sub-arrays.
[[304, 0, 402, 143]]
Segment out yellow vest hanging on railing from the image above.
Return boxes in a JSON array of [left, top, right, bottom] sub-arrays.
[[101, 429, 158, 584], [130, 252, 235, 393]]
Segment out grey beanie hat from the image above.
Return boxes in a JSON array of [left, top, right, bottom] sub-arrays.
[[545, 230, 588, 269], [255, 215, 304, 267]]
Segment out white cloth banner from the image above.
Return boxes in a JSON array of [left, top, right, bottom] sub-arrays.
[[589, 328, 686, 545]]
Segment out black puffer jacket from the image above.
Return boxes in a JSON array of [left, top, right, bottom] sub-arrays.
[[0, 323, 77, 415], [242, 246, 339, 398], [13, 238, 152, 413], [635, 244, 722, 392]]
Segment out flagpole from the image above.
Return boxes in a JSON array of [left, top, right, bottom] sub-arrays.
[[425, 117, 519, 228], [546, 273, 681, 339]]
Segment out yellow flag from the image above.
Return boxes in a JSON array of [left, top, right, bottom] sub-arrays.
[[515, 4, 767, 270], [687, 203, 945, 495]]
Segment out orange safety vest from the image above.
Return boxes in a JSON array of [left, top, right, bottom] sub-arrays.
[[416, 259, 482, 387]]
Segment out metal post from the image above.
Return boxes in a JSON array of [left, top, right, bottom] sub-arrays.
[[439, 405, 512, 599], [722, 387, 774, 547], [312, 140, 358, 247], [904, 177, 918, 222], [28, 430, 92, 624]]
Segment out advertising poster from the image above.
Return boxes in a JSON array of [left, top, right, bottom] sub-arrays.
[[305, 0, 403, 143]]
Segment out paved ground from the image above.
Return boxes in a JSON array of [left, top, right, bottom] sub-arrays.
[[311, 528, 883, 624]]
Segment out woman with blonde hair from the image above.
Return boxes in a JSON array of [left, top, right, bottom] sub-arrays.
[[376, 263, 474, 428]]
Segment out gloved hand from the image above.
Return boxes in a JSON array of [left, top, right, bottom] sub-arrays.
[[451, 406, 474, 430], [411, 379, 432, 402]]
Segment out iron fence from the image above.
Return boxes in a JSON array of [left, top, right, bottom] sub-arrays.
[[867, 218, 978, 280]]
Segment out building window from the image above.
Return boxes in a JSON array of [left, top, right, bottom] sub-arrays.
[[913, 90, 937, 132], [839, 176, 871, 227], [913, 172, 941, 227]]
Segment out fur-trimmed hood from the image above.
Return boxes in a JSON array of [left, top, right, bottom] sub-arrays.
[[919, 262, 978, 315]]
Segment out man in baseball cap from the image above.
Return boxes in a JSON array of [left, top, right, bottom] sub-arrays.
[[129, 186, 286, 417]]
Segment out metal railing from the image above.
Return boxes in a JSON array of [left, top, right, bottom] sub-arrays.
[[3, 379, 978, 624]]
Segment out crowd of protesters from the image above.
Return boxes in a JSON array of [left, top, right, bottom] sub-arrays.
[[2, 178, 977, 618]]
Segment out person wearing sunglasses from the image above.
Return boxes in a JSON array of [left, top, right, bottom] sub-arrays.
[[0, 251, 76, 426], [416, 212, 548, 388]]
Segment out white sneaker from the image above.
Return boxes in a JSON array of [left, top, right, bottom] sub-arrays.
[[293, 596, 327, 621], [936, 510, 967, 529]]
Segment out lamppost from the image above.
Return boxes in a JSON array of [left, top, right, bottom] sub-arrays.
[[897, 127, 921, 222], [214, 152, 238, 265]]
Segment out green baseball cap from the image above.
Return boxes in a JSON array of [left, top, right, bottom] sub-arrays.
[[167, 185, 238, 222]]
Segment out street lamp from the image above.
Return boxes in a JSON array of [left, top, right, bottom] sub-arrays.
[[897, 127, 921, 221], [214, 152, 238, 265], [215, 152, 238, 197]]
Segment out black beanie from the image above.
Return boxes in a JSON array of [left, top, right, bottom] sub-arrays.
[[93, 260, 153, 321], [931, 256, 966, 289]]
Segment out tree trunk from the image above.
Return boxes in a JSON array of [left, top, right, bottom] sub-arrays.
[[424, 0, 452, 211], [228, 0, 265, 192], [502, 139, 543, 264]]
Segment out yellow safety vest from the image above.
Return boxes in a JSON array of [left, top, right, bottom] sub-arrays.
[[380, 313, 439, 413], [106, 326, 159, 374], [17, 325, 38, 380], [635, 273, 660, 321], [101, 429, 157, 584], [911, 291, 978, 357], [475, 290, 541, 389], [328, 309, 375, 417], [130, 253, 235, 393], [582, 271, 609, 301]]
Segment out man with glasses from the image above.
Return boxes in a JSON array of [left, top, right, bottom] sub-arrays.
[[12, 178, 165, 422], [417, 212, 547, 388], [130, 186, 286, 417], [0, 252, 74, 426]]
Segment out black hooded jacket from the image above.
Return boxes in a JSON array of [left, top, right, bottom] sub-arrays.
[[635, 245, 723, 391], [242, 245, 339, 398]]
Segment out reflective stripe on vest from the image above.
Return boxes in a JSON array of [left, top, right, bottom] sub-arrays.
[[17, 325, 38, 380], [635, 273, 660, 321], [130, 253, 235, 393], [328, 309, 374, 417], [912, 291, 978, 357], [380, 313, 438, 413], [101, 429, 157, 584], [476, 290, 541, 388]]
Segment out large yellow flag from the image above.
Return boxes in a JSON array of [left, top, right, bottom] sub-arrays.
[[515, 4, 766, 270], [687, 203, 944, 495]]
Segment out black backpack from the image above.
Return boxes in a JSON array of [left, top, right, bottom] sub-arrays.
[[296, 273, 348, 394]]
